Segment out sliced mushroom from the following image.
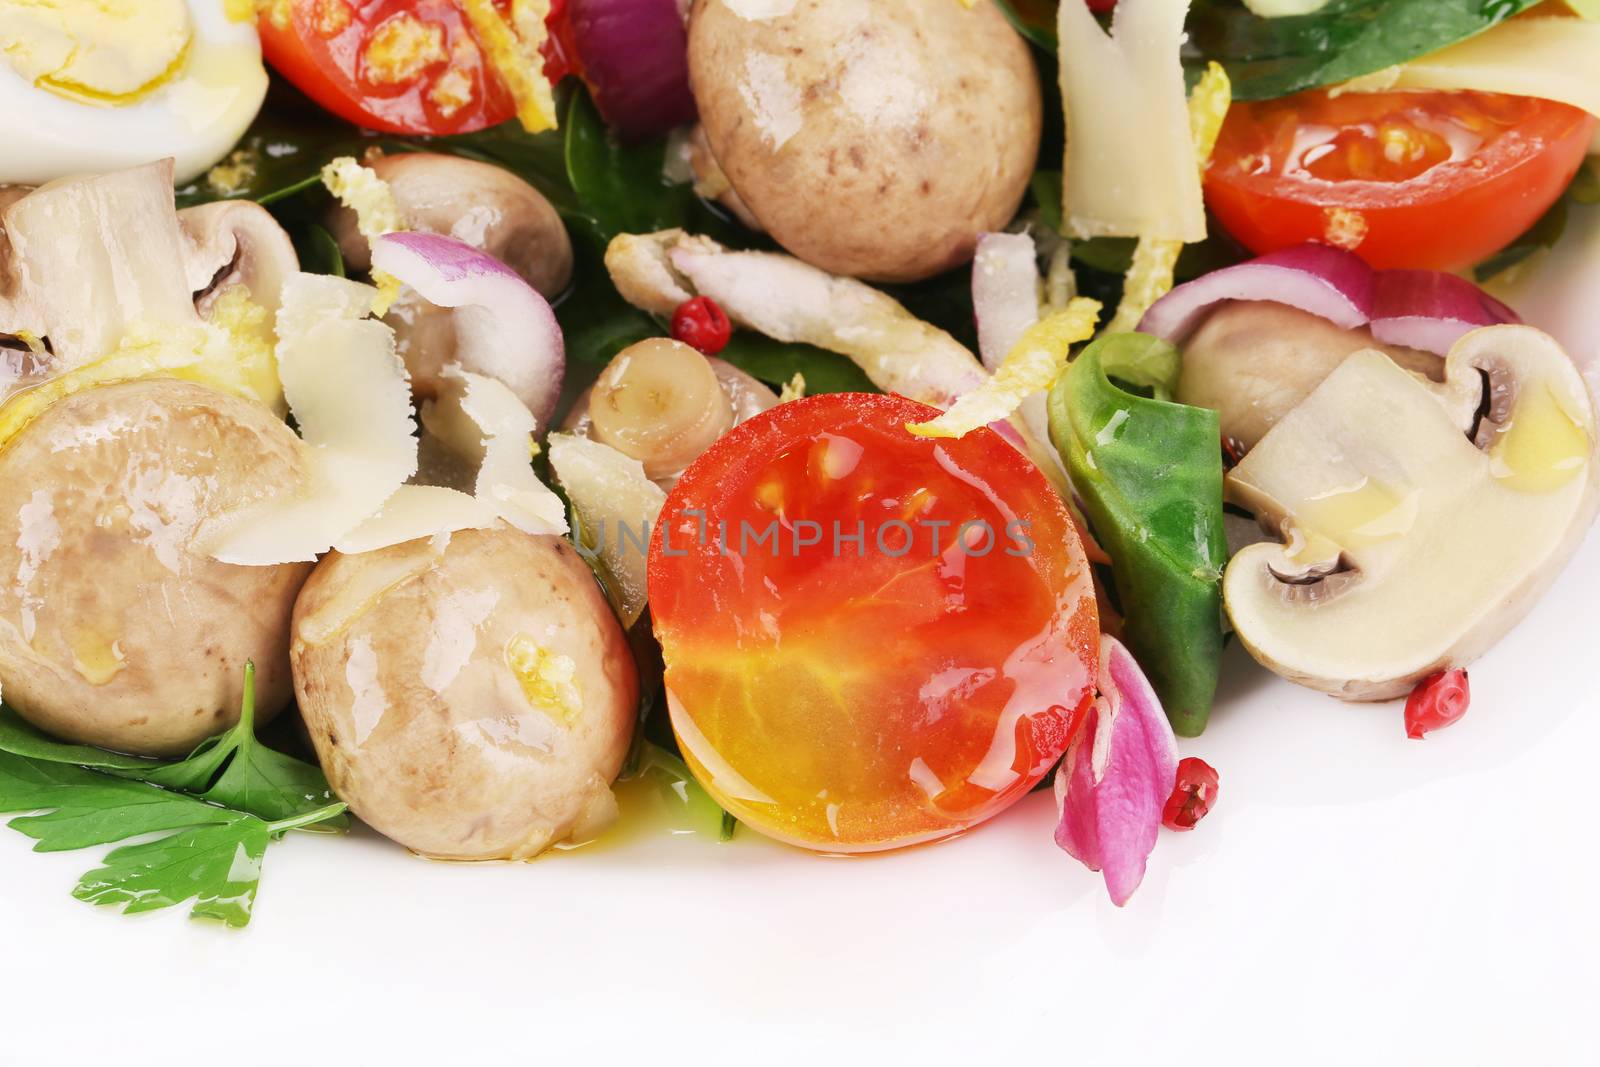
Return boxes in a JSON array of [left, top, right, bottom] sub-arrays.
[[1178, 301, 1444, 453], [329, 150, 573, 298], [179, 199, 300, 316], [563, 339, 775, 483], [0, 161, 296, 413], [1224, 325, 1598, 700]]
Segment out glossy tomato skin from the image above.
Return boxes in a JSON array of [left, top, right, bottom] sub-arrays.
[[1205, 90, 1597, 271], [259, 0, 517, 135], [648, 393, 1099, 853]]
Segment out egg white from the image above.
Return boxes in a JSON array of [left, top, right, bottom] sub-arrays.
[[0, 0, 267, 186]]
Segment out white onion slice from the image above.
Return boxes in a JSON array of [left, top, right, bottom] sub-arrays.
[[972, 232, 1043, 372]]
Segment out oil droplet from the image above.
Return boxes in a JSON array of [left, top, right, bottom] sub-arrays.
[[70, 630, 126, 686], [505, 634, 582, 723], [1490, 385, 1592, 494], [1305, 478, 1418, 543]]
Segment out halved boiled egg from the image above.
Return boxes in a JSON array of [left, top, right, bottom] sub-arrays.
[[0, 0, 267, 185]]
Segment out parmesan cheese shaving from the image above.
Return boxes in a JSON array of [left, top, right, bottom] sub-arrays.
[[1057, 0, 1205, 243], [548, 433, 666, 627], [420, 366, 569, 537], [1346, 17, 1600, 119], [1107, 62, 1232, 334], [201, 274, 419, 564], [906, 298, 1102, 439]]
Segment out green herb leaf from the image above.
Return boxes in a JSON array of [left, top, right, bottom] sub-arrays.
[[1049, 334, 1228, 736], [0, 749, 346, 927], [0, 664, 344, 827], [73, 820, 268, 927], [1188, 0, 1544, 102]]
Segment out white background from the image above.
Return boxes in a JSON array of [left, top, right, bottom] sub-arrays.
[[3, 529, 1597, 1066]]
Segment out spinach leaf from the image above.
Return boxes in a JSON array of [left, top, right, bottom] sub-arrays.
[[0, 664, 345, 827], [562, 86, 743, 247], [1189, 0, 1543, 102], [718, 332, 877, 395], [1049, 334, 1228, 736]]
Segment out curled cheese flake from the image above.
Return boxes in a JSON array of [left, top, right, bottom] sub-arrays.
[[460, 0, 558, 134], [907, 298, 1101, 440], [320, 157, 405, 314], [1108, 62, 1232, 334]]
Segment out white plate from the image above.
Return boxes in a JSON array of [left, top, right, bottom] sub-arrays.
[[4, 528, 1597, 1065]]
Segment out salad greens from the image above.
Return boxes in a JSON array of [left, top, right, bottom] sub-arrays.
[[0, 665, 347, 926], [997, 1, 1547, 101], [1187, 0, 1545, 101], [1049, 333, 1228, 737]]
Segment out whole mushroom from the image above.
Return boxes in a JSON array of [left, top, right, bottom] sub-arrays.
[[687, 0, 1042, 282], [291, 526, 638, 860], [330, 151, 573, 298], [0, 379, 314, 756]]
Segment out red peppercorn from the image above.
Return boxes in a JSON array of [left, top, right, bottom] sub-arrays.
[[1162, 757, 1219, 832], [1404, 669, 1470, 739], [670, 297, 733, 356]]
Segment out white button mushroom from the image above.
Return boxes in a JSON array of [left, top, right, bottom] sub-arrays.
[[0, 379, 315, 756], [291, 527, 638, 860], [1224, 325, 1599, 700], [1178, 301, 1443, 454], [686, 0, 1042, 282]]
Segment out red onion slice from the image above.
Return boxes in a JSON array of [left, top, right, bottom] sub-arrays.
[[1139, 242, 1520, 357], [570, 0, 697, 139], [372, 231, 565, 427], [1369, 269, 1521, 354], [1054, 637, 1179, 908], [1139, 243, 1376, 344]]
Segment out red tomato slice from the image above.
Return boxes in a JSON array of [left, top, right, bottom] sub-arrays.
[[647, 393, 1100, 853], [259, 0, 566, 136], [1205, 89, 1597, 271]]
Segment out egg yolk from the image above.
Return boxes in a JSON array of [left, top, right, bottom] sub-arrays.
[[0, 0, 193, 103]]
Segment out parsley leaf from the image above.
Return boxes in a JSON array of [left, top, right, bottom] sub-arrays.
[[0, 663, 345, 828], [0, 750, 345, 927]]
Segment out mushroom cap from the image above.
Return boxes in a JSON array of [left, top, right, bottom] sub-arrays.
[[688, 0, 1041, 283], [331, 151, 573, 298], [0, 379, 314, 755], [1178, 301, 1442, 453], [291, 527, 637, 860], [1224, 326, 1599, 700]]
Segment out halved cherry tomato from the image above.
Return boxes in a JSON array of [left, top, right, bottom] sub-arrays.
[[1205, 89, 1597, 271], [258, 0, 571, 136], [648, 393, 1100, 853]]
